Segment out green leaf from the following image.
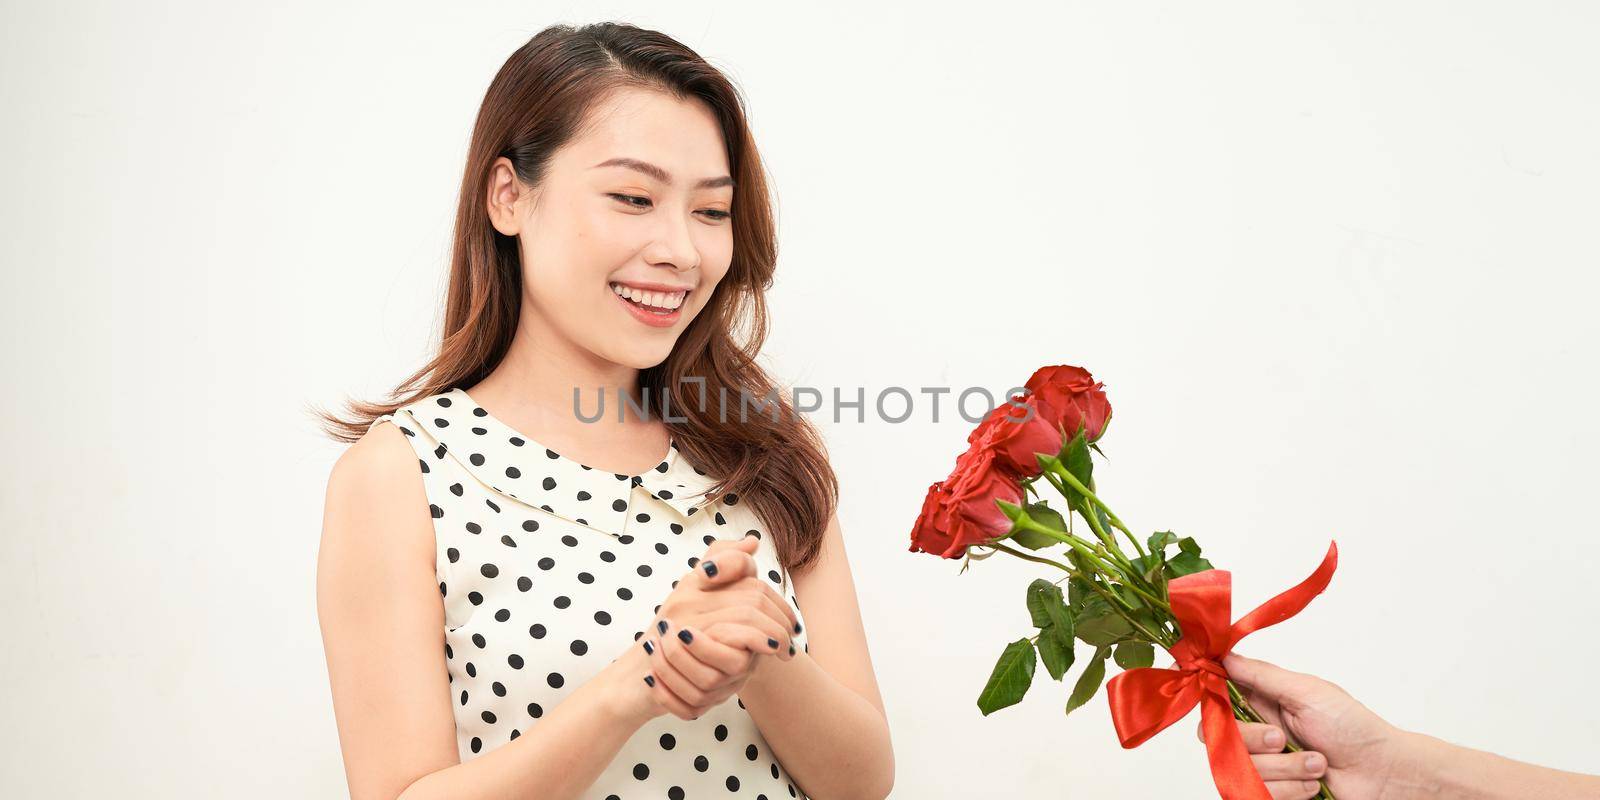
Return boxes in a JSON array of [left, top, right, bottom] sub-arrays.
[[1147, 531, 1178, 552], [1067, 576, 1096, 608], [1027, 502, 1067, 532], [1113, 641, 1155, 669], [1035, 625, 1076, 680], [1026, 579, 1063, 628], [977, 638, 1037, 715], [1061, 430, 1093, 486], [1065, 646, 1111, 714], [1166, 551, 1215, 578], [1178, 536, 1203, 556], [1075, 596, 1135, 646], [1010, 527, 1057, 550]]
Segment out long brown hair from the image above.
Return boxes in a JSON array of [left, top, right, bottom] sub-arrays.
[[311, 22, 837, 576]]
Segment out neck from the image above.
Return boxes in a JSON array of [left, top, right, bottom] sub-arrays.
[[465, 309, 666, 466]]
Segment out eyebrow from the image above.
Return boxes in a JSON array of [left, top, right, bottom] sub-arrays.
[[592, 157, 735, 190]]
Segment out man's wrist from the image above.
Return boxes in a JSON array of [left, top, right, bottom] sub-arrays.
[[1378, 730, 1461, 800]]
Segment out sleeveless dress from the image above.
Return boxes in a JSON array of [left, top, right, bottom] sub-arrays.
[[368, 387, 810, 799]]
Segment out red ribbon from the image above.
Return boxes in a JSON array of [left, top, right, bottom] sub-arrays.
[[1105, 542, 1339, 800]]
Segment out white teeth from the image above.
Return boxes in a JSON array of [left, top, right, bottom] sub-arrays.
[[611, 282, 686, 310]]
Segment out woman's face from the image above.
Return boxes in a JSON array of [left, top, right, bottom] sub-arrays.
[[489, 87, 736, 371]]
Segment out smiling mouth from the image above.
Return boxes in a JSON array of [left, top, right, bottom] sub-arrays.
[[610, 282, 688, 315]]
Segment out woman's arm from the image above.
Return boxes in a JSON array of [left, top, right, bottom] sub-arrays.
[[317, 421, 661, 800], [735, 513, 895, 800]]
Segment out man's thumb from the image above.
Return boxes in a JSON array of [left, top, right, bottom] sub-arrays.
[[1222, 652, 1306, 703]]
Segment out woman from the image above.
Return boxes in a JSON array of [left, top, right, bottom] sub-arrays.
[[315, 22, 892, 800]]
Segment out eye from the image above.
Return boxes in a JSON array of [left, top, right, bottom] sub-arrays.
[[699, 209, 732, 221], [608, 193, 652, 209]]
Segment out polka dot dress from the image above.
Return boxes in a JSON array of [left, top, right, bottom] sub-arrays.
[[369, 387, 810, 799]]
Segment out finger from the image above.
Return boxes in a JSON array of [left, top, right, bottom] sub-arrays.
[[744, 576, 801, 635], [1223, 652, 1310, 709], [1197, 720, 1284, 753], [661, 623, 750, 680], [1263, 779, 1324, 800], [1241, 722, 1287, 753], [716, 577, 799, 637], [695, 606, 792, 658], [704, 621, 787, 661], [1250, 750, 1327, 782], [646, 626, 712, 708], [644, 669, 700, 720], [693, 547, 758, 587]]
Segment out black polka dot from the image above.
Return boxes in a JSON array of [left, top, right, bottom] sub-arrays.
[[726, 775, 740, 791], [480, 563, 499, 578], [714, 724, 728, 741], [529, 623, 546, 638], [594, 610, 612, 625], [507, 654, 523, 669], [569, 639, 588, 656], [554, 596, 571, 609], [632, 763, 649, 780], [547, 672, 564, 688], [522, 519, 539, 532], [694, 755, 710, 772], [612, 499, 628, 512]]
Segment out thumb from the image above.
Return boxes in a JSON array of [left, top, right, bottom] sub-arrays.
[[1222, 652, 1312, 707], [695, 534, 760, 584]]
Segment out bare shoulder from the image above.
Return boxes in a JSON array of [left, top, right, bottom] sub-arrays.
[[323, 418, 435, 563]]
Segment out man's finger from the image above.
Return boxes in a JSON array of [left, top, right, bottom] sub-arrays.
[[1223, 652, 1308, 707]]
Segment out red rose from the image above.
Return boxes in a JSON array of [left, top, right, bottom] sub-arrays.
[[909, 446, 1022, 559], [967, 394, 1062, 478], [1023, 365, 1112, 443]]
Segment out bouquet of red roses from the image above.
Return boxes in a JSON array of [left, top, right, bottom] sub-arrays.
[[909, 365, 1340, 800]]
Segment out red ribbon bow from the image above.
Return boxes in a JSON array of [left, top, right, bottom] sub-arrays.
[[1105, 542, 1340, 800]]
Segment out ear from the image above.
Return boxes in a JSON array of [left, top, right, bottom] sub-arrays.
[[486, 156, 528, 236]]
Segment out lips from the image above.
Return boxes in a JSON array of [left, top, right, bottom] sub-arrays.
[[610, 283, 685, 328]]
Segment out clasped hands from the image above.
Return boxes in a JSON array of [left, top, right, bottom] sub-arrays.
[[639, 534, 801, 720]]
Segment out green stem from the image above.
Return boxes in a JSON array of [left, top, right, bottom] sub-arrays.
[[986, 541, 1173, 648], [1049, 462, 1150, 560], [1017, 514, 1170, 614]]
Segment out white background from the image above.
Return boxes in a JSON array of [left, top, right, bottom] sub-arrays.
[[3, 1, 1598, 796]]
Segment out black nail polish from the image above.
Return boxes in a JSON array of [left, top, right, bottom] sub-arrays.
[[702, 560, 718, 577], [793, 621, 802, 634], [644, 675, 655, 687], [788, 644, 796, 656], [643, 640, 654, 655], [657, 620, 668, 634], [677, 629, 694, 644], [767, 637, 779, 649]]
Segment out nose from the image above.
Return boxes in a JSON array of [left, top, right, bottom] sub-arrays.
[[644, 210, 700, 272]]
